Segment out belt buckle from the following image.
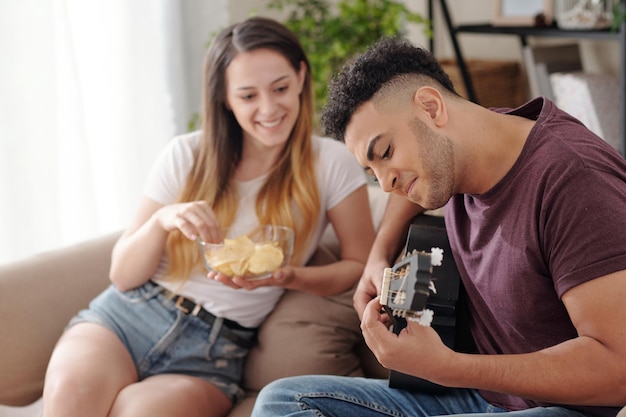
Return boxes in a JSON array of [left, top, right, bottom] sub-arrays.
[[174, 295, 190, 314], [174, 295, 202, 316]]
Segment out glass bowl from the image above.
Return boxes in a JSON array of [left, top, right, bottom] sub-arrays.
[[198, 225, 294, 280]]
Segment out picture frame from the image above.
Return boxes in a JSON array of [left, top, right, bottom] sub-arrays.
[[492, 0, 554, 26]]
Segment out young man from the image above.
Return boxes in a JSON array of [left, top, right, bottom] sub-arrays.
[[250, 37, 626, 416]]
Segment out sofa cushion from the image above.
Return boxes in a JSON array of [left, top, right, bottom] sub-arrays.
[[243, 186, 389, 391], [243, 286, 364, 391], [0, 232, 119, 406]]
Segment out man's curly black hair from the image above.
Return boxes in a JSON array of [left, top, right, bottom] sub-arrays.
[[321, 36, 457, 142]]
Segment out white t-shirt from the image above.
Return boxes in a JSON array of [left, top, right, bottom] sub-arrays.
[[144, 131, 366, 327]]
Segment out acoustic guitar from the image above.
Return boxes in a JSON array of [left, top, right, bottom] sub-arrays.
[[380, 214, 476, 393]]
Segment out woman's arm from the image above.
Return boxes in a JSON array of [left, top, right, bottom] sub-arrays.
[[109, 197, 167, 290], [286, 184, 375, 295], [225, 185, 375, 296], [109, 196, 222, 291]]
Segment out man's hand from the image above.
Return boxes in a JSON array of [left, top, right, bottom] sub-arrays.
[[353, 256, 389, 320], [361, 296, 452, 383], [354, 194, 425, 319]]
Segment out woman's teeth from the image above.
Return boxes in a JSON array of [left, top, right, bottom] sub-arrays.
[[259, 118, 281, 128]]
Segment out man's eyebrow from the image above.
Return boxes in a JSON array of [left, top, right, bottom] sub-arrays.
[[366, 135, 382, 162]]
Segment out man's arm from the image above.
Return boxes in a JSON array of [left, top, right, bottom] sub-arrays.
[[353, 193, 424, 318], [361, 269, 626, 406]]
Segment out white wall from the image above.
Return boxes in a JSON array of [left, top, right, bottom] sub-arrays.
[[176, 0, 229, 131]]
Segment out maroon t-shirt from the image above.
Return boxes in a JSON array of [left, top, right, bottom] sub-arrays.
[[446, 98, 626, 417]]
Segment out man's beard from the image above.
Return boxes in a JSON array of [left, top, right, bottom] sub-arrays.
[[409, 117, 455, 210]]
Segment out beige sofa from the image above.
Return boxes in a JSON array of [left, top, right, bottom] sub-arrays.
[[0, 186, 390, 417], [2, 184, 624, 417]]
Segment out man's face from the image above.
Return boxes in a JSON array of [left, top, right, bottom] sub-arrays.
[[344, 100, 455, 210]]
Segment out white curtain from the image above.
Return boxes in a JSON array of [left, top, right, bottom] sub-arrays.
[[0, 0, 202, 263]]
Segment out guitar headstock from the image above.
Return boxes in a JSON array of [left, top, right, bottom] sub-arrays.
[[380, 247, 443, 327]]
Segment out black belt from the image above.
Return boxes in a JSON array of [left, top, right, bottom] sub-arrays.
[[156, 284, 257, 347]]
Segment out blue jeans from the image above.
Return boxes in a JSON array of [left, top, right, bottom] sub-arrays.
[[69, 282, 256, 403], [251, 375, 586, 417]]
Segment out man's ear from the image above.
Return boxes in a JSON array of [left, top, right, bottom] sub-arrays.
[[413, 87, 448, 127]]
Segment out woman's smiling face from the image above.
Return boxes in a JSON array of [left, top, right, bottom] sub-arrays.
[[225, 48, 305, 149]]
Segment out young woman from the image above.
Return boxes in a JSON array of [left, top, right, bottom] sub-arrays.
[[42, 16, 375, 417]]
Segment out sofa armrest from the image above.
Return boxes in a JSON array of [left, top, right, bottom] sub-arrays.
[[0, 232, 120, 406]]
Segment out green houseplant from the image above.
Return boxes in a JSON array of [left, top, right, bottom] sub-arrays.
[[266, 0, 430, 114], [612, 0, 626, 31], [187, 0, 430, 132]]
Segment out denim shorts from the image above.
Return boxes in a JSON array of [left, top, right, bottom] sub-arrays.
[[69, 281, 257, 403]]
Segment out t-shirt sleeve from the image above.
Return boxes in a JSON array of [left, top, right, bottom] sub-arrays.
[[143, 132, 198, 205], [545, 167, 626, 297], [315, 137, 368, 210], [144, 134, 366, 215]]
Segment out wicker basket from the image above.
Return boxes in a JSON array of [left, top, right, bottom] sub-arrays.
[[439, 58, 527, 109]]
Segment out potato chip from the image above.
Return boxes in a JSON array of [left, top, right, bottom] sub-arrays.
[[201, 229, 289, 278], [230, 258, 250, 276], [211, 261, 234, 276], [248, 243, 284, 274], [209, 236, 253, 261]]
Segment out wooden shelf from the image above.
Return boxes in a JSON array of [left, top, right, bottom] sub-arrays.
[[433, 0, 626, 155], [455, 23, 621, 42]]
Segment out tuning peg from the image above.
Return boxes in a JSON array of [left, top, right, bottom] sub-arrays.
[[430, 247, 443, 266]]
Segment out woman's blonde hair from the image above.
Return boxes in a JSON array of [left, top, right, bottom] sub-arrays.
[[166, 16, 320, 280]]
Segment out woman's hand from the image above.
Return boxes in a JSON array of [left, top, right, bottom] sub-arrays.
[[208, 266, 296, 290], [111, 197, 223, 289], [153, 200, 222, 243]]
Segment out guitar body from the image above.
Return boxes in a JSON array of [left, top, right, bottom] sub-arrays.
[[386, 214, 476, 393]]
